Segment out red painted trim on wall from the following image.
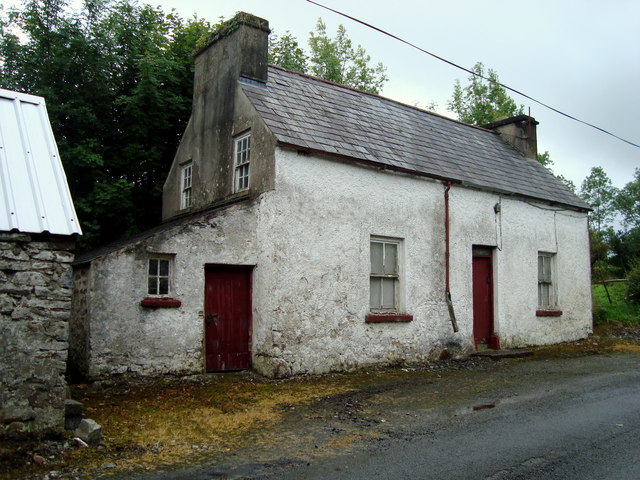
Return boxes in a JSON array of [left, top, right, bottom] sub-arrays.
[[140, 297, 182, 308], [365, 314, 413, 323], [536, 310, 563, 317]]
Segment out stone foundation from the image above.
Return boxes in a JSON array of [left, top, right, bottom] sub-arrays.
[[0, 232, 75, 438]]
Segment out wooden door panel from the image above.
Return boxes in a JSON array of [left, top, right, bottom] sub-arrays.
[[204, 266, 252, 371], [472, 252, 494, 346]]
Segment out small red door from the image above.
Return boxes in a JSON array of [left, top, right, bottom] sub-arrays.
[[472, 247, 494, 347], [204, 265, 252, 371]]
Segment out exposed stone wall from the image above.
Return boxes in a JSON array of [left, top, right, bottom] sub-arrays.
[[0, 232, 75, 438]]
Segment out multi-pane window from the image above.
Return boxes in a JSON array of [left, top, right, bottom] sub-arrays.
[[538, 253, 556, 308], [181, 162, 192, 209], [370, 239, 400, 311], [233, 133, 251, 192], [148, 258, 170, 296]]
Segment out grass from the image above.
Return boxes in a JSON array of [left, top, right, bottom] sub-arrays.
[[592, 281, 640, 325], [65, 374, 358, 474]]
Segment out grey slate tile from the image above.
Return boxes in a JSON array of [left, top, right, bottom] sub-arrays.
[[241, 67, 589, 210]]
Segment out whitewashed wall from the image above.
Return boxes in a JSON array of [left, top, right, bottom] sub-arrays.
[[448, 187, 592, 348], [77, 202, 260, 378], [251, 149, 592, 376], [76, 148, 591, 379]]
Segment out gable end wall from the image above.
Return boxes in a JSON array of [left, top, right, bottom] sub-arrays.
[[0, 232, 74, 438]]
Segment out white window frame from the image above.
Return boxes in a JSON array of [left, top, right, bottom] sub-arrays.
[[537, 252, 557, 309], [180, 162, 192, 209], [369, 237, 403, 313], [233, 132, 251, 192], [147, 256, 172, 296]]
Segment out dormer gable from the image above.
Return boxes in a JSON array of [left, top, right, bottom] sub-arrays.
[[162, 13, 274, 221]]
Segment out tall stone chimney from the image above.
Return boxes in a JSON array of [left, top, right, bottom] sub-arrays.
[[193, 13, 270, 100], [482, 115, 538, 160], [162, 13, 270, 220]]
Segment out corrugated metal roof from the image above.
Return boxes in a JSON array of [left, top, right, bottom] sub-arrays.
[[242, 67, 589, 210], [0, 88, 81, 235]]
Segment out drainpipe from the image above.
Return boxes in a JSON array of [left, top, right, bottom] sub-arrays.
[[444, 181, 459, 333]]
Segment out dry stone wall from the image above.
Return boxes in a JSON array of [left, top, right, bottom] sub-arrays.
[[0, 232, 75, 438]]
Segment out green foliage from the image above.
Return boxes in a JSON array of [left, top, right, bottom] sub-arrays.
[[627, 259, 640, 305], [269, 19, 388, 94], [590, 229, 610, 268], [614, 168, 640, 231], [0, 0, 215, 250], [447, 62, 524, 126], [608, 227, 640, 274], [580, 166, 618, 232], [268, 30, 307, 72], [537, 151, 553, 168], [592, 282, 640, 325]]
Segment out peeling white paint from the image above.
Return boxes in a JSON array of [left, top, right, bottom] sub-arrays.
[[72, 148, 591, 379]]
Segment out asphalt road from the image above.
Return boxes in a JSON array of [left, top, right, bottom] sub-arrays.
[[266, 355, 640, 480], [122, 353, 640, 480]]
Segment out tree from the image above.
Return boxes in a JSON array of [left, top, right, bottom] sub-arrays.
[[269, 18, 388, 94], [0, 0, 214, 250], [448, 62, 524, 126], [268, 30, 307, 72], [579, 166, 618, 232], [537, 151, 553, 168], [614, 168, 640, 231]]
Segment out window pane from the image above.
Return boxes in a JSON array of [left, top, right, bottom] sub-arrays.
[[159, 277, 169, 295], [384, 243, 397, 275], [159, 259, 169, 276], [149, 259, 158, 275], [538, 255, 543, 281], [370, 277, 381, 309], [382, 278, 395, 308], [543, 256, 551, 281], [148, 277, 157, 295], [539, 283, 549, 307], [371, 242, 383, 274]]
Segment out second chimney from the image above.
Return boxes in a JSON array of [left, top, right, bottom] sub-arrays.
[[482, 115, 538, 160]]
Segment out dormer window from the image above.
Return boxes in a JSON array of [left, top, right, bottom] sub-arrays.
[[233, 133, 251, 192], [181, 162, 192, 209]]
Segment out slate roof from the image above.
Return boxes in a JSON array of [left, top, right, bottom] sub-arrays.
[[241, 66, 589, 210], [0, 88, 82, 235]]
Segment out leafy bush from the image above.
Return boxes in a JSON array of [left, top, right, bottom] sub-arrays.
[[627, 260, 640, 304], [592, 282, 640, 325]]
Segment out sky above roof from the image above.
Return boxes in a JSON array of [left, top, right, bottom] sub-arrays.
[[12, 0, 639, 189]]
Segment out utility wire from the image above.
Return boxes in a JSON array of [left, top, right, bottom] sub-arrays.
[[306, 0, 640, 150]]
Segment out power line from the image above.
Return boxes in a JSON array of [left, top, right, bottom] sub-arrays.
[[305, 0, 640, 150]]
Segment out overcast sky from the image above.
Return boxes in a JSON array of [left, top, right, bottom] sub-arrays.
[[147, 0, 639, 189]]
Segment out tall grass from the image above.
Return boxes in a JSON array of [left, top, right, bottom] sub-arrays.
[[592, 281, 640, 325]]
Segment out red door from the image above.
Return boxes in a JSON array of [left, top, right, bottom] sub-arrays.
[[204, 265, 252, 371], [472, 247, 494, 347]]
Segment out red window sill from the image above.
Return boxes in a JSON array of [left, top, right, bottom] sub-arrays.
[[140, 297, 181, 308], [365, 314, 413, 323], [536, 309, 562, 317]]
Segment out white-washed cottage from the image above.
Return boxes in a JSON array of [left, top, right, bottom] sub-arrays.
[[69, 13, 592, 380], [0, 88, 81, 436]]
